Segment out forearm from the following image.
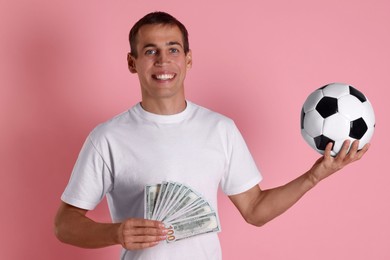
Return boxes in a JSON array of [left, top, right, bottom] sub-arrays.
[[231, 140, 369, 227], [251, 141, 368, 225], [54, 203, 120, 248], [249, 171, 317, 226]]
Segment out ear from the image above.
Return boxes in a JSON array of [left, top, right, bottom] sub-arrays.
[[127, 53, 137, 73], [186, 50, 193, 69]]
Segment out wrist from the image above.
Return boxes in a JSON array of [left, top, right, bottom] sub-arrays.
[[305, 169, 320, 189], [112, 223, 123, 246]]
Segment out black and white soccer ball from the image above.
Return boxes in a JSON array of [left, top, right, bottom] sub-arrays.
[[301, 83, 375, 156]]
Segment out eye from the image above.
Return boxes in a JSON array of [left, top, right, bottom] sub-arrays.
[[169, 48, 180, 54], [145, 49, 157, 55]]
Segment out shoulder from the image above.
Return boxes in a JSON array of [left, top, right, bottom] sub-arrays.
[[88, 109, 133, 142], [189, 101, 235, 127]]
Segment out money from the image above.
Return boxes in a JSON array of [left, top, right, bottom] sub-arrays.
[[144, 181, 221, 243], [166, 212, 220, 243], [145, 184, 160, 220]]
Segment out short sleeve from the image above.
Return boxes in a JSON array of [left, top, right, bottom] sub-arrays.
[[61, 136, 113, 210], [220, 123, 262, 196]]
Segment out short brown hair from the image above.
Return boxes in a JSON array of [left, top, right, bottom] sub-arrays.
[[129, 11, 190, 58]]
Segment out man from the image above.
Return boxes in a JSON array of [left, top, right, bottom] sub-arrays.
[[55, 11, 369, 259]]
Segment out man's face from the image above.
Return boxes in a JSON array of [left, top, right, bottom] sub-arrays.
[[128, 24, 192, 102]]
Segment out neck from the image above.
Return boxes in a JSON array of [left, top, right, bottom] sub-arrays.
[[140, 98, 187, 115]]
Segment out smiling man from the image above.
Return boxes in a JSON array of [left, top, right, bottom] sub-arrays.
[[55, 12, 369, 260], [127, 22, 192, 114]]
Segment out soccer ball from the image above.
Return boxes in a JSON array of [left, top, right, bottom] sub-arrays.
[[301, 83, 375, 156]]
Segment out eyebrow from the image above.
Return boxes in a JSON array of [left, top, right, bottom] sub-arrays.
[[142, 41, 183, 49]]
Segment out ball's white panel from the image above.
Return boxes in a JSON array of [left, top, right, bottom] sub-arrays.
[[361, 100, 376, 127], [323, 114, 350, 140], [301, 129, 321, 153], [338, 95, 364, 120], [303, 110, 324, 137], [303, 89, 324, 113], [322, 83, 350, 98]]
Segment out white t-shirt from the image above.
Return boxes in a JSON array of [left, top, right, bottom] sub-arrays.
[[62, 101, 262, 260]]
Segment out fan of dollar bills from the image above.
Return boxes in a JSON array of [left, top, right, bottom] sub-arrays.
[[144, 181, 221, 243]]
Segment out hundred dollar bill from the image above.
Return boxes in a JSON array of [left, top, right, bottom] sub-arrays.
[[151, 182, 168, 220], [153, 182, 170, 220], [155, 182, 176, 220], [164, 200, 212, 223], [165, 211, 221, 243], [144, 184, 160, 219]]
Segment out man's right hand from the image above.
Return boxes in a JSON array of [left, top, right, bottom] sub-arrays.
[[117, 218, 168, 250], [55, 202, 167, 250]]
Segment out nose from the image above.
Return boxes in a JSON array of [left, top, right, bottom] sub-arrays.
[[155, 51, 170, 66]]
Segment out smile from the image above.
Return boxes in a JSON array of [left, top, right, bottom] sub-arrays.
[[153, 73, 176, 81]]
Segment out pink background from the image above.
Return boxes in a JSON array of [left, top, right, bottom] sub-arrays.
[[1, 0, 389, 259]]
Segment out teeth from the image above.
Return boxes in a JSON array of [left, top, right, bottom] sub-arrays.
[[155, 74, 174, 80]]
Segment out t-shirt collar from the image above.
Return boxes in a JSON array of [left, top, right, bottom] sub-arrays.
[[133, 101, 193, 124]]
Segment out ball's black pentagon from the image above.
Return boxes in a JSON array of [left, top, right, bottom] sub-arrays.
[[316, 97, 338, 118], [349, 117, 368, 139], [319, 84, 329, 90], [300, 108, 305, 129], [314, 135, 335, 151], [349, 86, 367, 102]]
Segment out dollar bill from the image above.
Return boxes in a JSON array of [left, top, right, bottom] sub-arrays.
[[165, 211, 221, 243], [151, 182, 168, 220], [144, 184, 160, 219], [154, 182, 172, 220], [165, 200, 212, 223]]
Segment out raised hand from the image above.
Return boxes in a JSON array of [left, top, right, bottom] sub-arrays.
[[308, 139, 370, 184]]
